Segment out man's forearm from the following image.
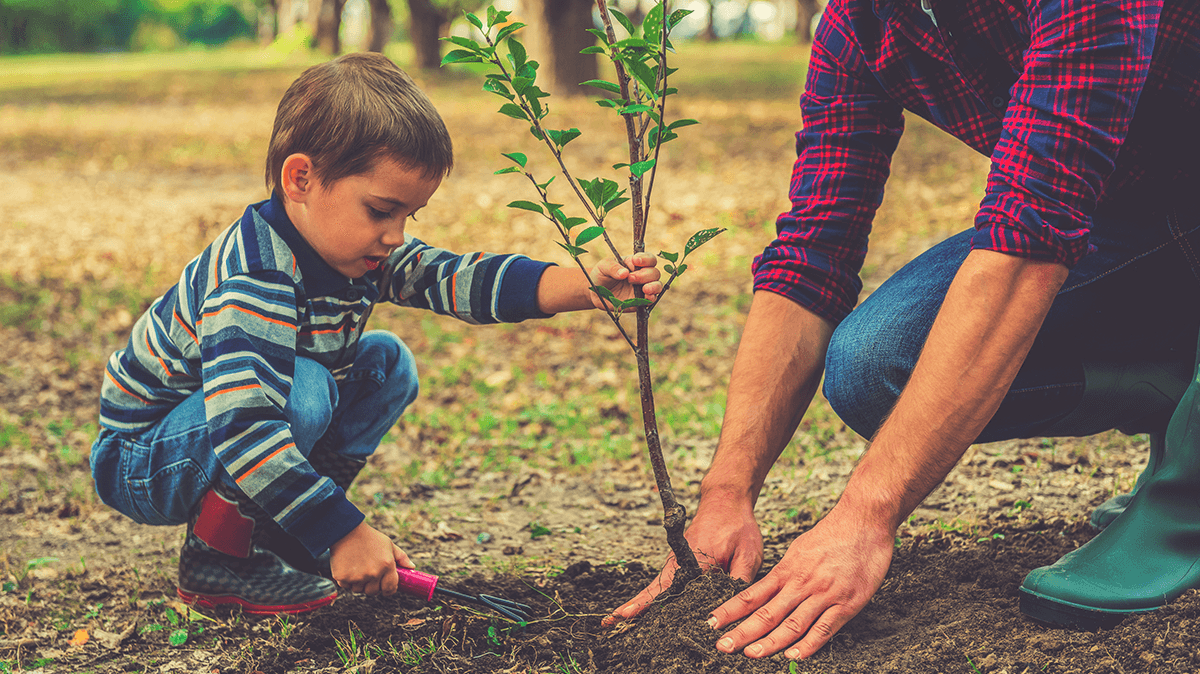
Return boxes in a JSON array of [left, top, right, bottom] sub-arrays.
[[838, 249, 1069, 529], [702, 291, 836, 504]]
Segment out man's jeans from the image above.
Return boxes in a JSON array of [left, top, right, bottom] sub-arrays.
[[90, 331, 418, 526], [824, 202, 1200, 443]]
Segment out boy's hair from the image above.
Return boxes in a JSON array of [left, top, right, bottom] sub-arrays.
[[265, 52, 453, 197]]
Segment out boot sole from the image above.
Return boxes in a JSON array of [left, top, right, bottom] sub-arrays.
[[177, 587, 337, 615], [1018, 587, 1153, 630]]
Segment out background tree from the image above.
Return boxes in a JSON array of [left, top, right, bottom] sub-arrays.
[[308, 0, 346, 53], [365, 0, 393, 52], [516, 0, 598, 97], [795, 0, 821, 44]]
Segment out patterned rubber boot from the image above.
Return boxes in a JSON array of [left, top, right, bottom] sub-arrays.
[[177, 483, 338, 615], [258, 442, 367, 578], [1019, 356, 1200, 629]]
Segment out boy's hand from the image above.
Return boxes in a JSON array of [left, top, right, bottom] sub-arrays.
[[328, 522, 414, 595], [591, 253, 663, 311]]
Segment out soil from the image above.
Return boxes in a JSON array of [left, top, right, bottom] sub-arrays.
[[3, 49, 1198, 674]]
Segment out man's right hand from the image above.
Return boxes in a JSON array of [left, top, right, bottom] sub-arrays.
[[603, 489, 765, 626]]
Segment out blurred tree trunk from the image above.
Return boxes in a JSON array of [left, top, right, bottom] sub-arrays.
[[258, 0, 279, 43], [699, 0, 717, 41], [517, 0, 597, 97], [365, 0, 393, 52], [309, 0, 347, 54], [277, 0, 299, 33], [795, 0, 820, 43], [406, 0, 448, 70]]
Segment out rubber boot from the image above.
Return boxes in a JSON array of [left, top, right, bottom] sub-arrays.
[[1088, 431, 1164, 530], [1019, 361, 1200, 629], [258, 441, 367, 578], [1040, 362, 1187, 529], [177, 482, 338, 615]]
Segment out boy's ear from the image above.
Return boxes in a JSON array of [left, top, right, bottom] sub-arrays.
[[280, 153, 315, 203]]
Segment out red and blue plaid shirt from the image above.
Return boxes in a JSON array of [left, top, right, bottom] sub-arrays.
[[753, 0, 1200, 323]]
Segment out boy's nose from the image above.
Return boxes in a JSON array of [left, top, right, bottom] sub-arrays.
[[381, 220, 405, 246]]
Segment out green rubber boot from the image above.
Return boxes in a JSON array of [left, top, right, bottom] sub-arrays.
[[1040, 362, 1187, 530], [1019, 362, 1200, 629]]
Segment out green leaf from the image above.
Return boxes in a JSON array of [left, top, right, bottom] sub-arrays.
[[609, 8, 635, 36], [502, 152, 528, 167], [168, 629, 188, 646], [622, 298, 652, 307], [605, 196, 630, 211], [464, 12, 483, 30], [643, 3, 664, 40], [495, 22, 525, 43], [611, 162, 629, 170], [164, 607, 180, 626], [658, 250, 679, 263], [546, 128, 581, 148], [563, 217, 588, 231], [482, 78, 514, 100], [575, 226, 605, 246], [581, 79, 622, 94], [669, 118, 700, 130], [498, 103, 528, 121], [493, 166, 520, 175], [512, 75, 534, 94], [529, 522, 552, 539], [508, 39, 527, 70], [556, 241, 589, 258], [663, 263, 675, 274], [548, 205, 567, 224], [612, 37, 651, 50], [586, 28, 611, 44], [684, 227, 725, 255], [630, 158, 656, 177], [675, 262, 689, 275], [538, 177, 557, 190], [442, 35, 479, 49], [595, 98, 621, 109], [580, 46, 606, 55], [619, 104, 652, 115], [591, 285, 625, 310], [668, 8, 694, 29], [441, 49, 479, 65], [507, 200, 544, 214], [627, 60, 659, 98]]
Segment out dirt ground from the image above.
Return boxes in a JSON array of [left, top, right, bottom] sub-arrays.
[[2, 46, 1196, 673]]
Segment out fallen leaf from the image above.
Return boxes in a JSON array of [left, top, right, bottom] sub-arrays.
[[68, 629, 89, 646], [403, 618, 425, 627]]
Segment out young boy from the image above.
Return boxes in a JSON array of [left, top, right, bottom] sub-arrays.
[[89, 52, 661, 615]]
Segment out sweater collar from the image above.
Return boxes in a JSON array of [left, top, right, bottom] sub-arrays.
[[253, 193, 353, 297]]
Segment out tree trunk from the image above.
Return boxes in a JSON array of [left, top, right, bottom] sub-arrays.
[[365, 0, 393, 52], [795, 0, 820, 44], [406, 0, 446, 70], [259, 0, 279, 43], [700, 0, 717, 41], [518, 0, 598, 97], [277, 0, 298, 34], [309, 0, 346, 54]]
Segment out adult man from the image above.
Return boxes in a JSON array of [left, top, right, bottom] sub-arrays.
[[606, 0, 1200, 660]]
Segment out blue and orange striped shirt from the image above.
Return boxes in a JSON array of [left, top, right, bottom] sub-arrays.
[[754, 0, 1200, 323], [99, 195, 552, 554]]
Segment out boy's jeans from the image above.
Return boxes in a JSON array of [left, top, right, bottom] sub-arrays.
[[91, 331, 418, 527], [824, 201, 1200, 442]]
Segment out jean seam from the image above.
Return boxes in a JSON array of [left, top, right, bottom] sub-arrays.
[[1168, 208, 1200, 285]]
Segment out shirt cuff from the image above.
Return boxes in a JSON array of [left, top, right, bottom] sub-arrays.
[[497, 258, 556, 321], [288, 489, 366, 557]]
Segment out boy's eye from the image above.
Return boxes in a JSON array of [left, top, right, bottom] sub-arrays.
[[368, 206, 391, 220]]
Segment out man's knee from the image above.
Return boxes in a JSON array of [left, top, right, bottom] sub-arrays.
[[824, 315, 913, 440]]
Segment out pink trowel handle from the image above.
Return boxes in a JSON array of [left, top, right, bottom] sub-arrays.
[[396, 566, 439, 601]]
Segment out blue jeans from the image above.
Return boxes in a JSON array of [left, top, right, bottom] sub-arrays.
[[824, 202, 1200, 442], [90, 331, 419, 526]]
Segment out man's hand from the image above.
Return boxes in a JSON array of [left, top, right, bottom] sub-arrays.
[[589, 253, 662, 310], [709, 504, 894, 659], [604, 489, 764, 626], [329, 521, 413, 595]]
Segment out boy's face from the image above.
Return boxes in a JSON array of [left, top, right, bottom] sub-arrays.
[[287, 155, 442, 278]]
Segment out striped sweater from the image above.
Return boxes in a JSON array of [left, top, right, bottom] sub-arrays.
[[99, 195, 552, 554]]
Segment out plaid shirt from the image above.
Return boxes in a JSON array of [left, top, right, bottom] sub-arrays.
[[753, 0, 1200, 323], [100, 195, 551, 554]]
